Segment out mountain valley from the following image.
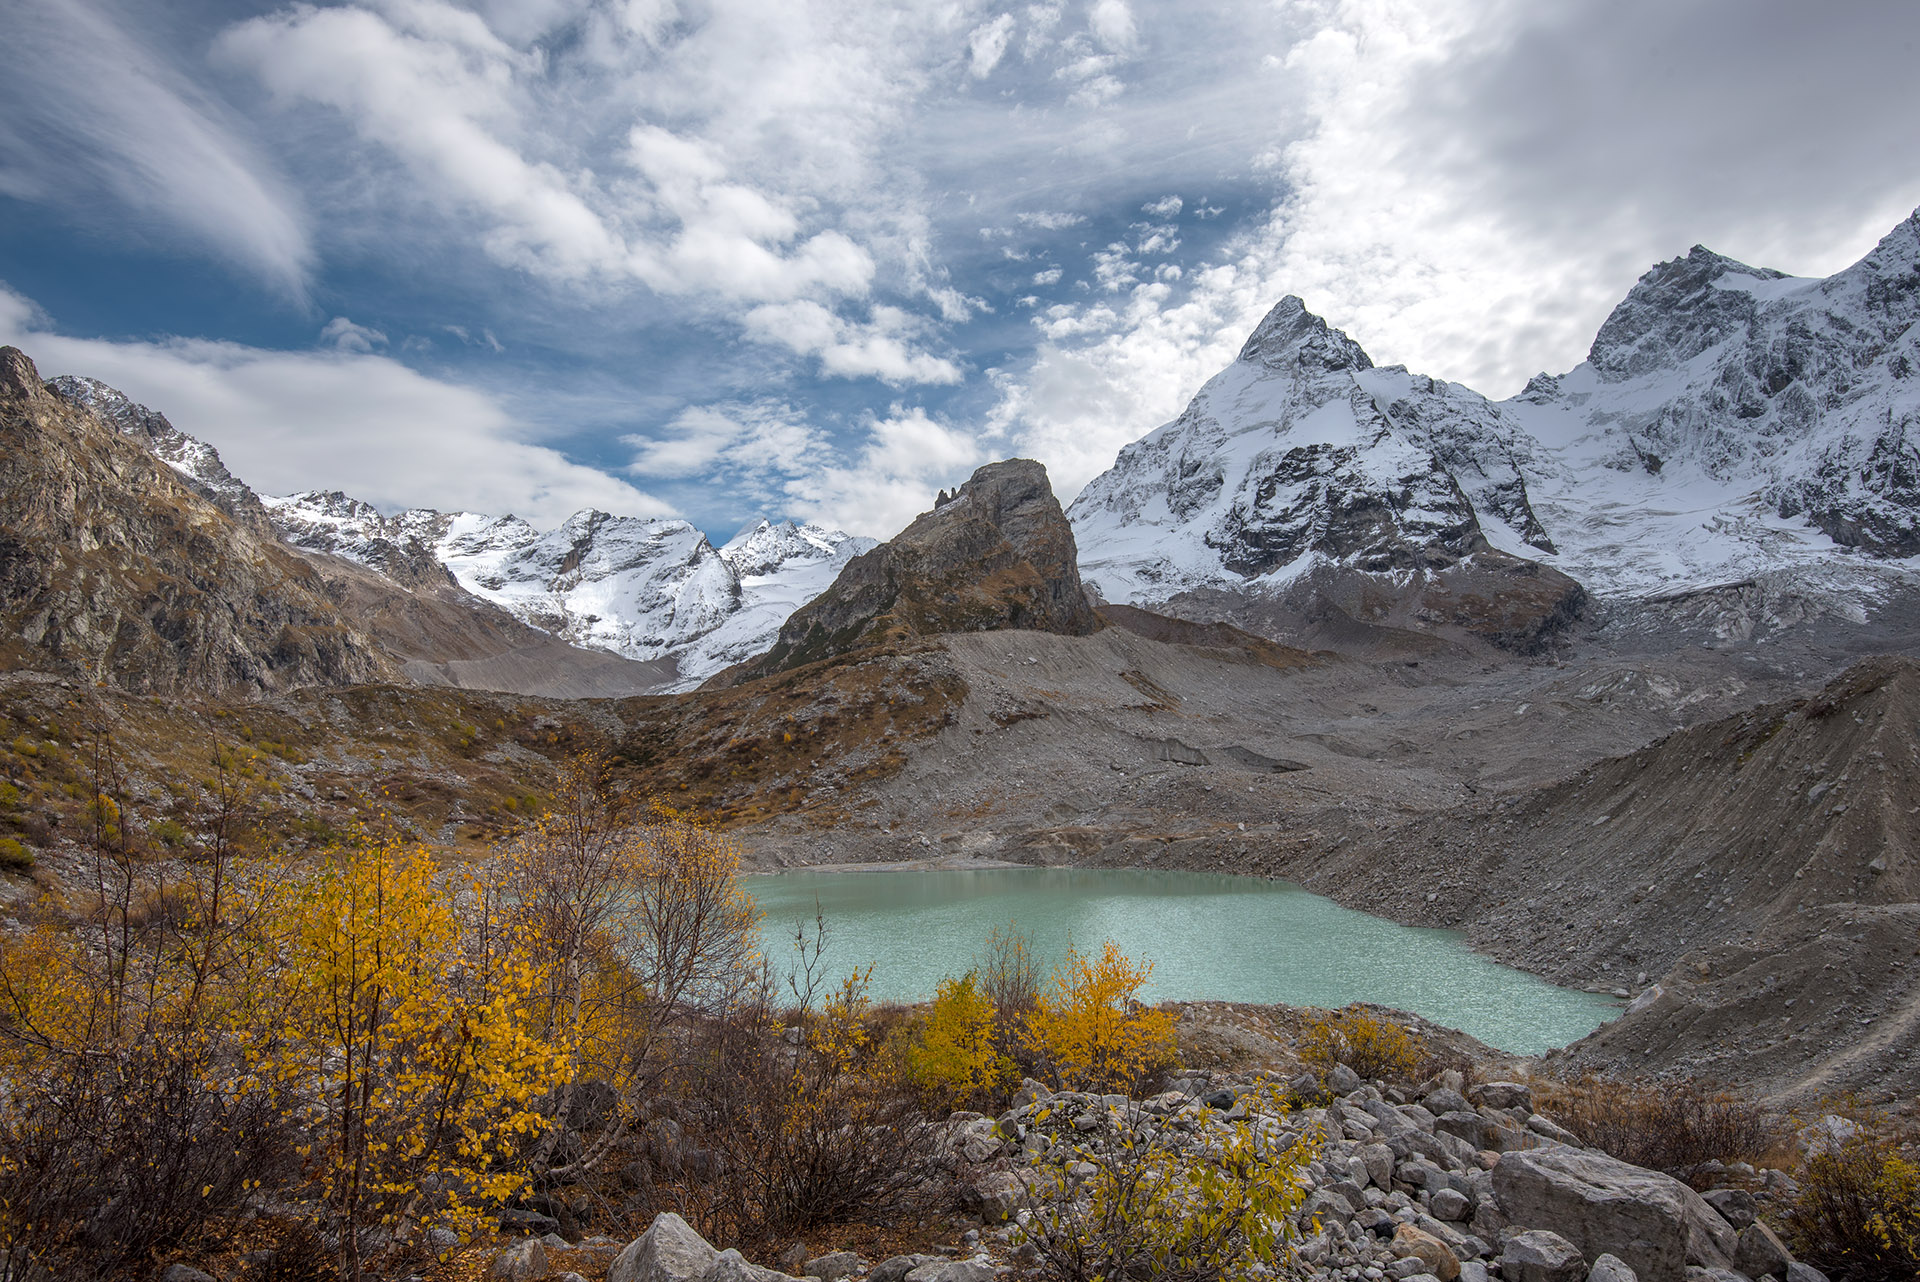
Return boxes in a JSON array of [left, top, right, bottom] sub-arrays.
[[4, 208, 1920, 1116]]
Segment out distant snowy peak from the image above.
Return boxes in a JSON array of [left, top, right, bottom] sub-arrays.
[[1068, 296, 1547, 603], [46, 375, 264, 522], [1075, 205, 1920, 616], [719, 518, 875, 578]]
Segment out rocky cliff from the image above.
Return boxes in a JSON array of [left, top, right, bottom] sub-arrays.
[[0, 347, 397, 695], [721, 459, 1099, 683]]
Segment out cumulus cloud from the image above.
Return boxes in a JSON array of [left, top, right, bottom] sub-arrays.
[[784, 406, 987, 536], [0, 0, 311, 296], [743, 302, 963, 385], [968, 14, 1017, 78], [0, 286, 666, 528], [320, 317, 388, 353]]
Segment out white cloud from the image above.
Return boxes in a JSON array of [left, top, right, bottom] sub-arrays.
[[784, 406, 987, 536], [1141, 194, 1182, 217], [1088, 0, 1137, 53], [0, 286, 666, 528], [320, 317, 388, 353], [2, 0, 311, 296], [1032, 267, 1064, 286], [744, 301, 963, 385], [968, 14, 1017, 78]]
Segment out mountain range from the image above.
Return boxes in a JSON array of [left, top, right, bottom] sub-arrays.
[[11, 207, 1917, 695]]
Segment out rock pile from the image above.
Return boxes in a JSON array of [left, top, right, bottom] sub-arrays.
[[491, 1069, 1824, 1282]]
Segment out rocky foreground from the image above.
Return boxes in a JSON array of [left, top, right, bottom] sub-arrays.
[[481, 1066, 1825, 1282]]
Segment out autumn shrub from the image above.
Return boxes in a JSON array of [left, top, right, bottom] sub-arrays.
[[982, 922, 1042, 1025], [1017, 1085, 1317, 1282], [1024, 941, 1176, 1095], [1543, 1073, 1775, 1181], [1297, 1006, 1422, 1086], [905, 970, 1016, 1110], [0, 838, 28, 870], [1785, 1136, 1920, 1282]]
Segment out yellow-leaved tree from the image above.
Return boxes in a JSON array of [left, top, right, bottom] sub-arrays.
[[256, 838, 558, 1278], [906, 970, 1014, 1108], [1023, 940, 1175, 1094]]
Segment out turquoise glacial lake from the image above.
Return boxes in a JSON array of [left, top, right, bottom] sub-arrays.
[[743, 867, 1618, 1055]]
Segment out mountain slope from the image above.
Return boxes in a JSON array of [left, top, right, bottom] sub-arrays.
[[0, 347, 397, 695], [1289, 654, 1920, 1100]]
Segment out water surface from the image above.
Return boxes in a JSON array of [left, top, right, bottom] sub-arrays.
[[744, 866, 1616, 1055]]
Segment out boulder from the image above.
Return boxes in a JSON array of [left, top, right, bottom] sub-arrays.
[[903, 1263, 994, 1282], [1502, 1229, 1587, 1282], [1392, 1223, 1462, 1281], [1588, 1254, 1638, 1282], [869, 1255, 941, 1282], [1493, 1147, 1689, 1282], [1360, 1142, 1397, 1188], [161, 1268, 217, 1282], [1700, 1190, 1756, 1231], [490, 1240, 551, 1282], [803, 1251, 861, 1281], [610, 1212, 719, 1282], [1785, 1264, 1830, 1282], [1471, 1083, 1535, 1113], [1432, 1188, 1473, 1222], [1330, 1064, 1365, 1094], [1426, 1088, 1473, 1116], [1732, 1221, 1794, 1279], [711, 1248, 807, 1282], [1436, 1111, 1489, 1151]]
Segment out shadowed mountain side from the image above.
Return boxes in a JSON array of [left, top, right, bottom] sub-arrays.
[[1283, 653, 1920, 1101], [713, 459, 1099, 686], [0, 347, 397, 696]]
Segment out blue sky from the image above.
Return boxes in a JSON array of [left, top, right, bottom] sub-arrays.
[[4, 0, 1919, 540]]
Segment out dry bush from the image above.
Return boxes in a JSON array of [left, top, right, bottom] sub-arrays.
[[1541, 1073, 1776, 1181], [1018, 1086, 1316, 1282], [662, 963, 952, 1249], [1785, 1136, 1920, 1282], [1297, 1007, 1422, 1086]]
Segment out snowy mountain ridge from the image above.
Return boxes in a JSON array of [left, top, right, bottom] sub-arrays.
[[1070, 207, 1920, 633]]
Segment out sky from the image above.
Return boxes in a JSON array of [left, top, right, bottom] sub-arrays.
[[3, 0, 1918, 541]]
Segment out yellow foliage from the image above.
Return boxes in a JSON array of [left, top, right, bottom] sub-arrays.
[[256, 839, 559, 1267], [1298, 1006, 1422, 1085], [906, 971, 1014, 1107], [1023, 941, 1175, 1094]]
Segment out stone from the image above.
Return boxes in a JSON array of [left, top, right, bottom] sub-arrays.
[[1700, 1190, 1756, 1231], [869, 1255, 941, 1282], [553, 1275, 589, 1282], [903, 1263, 994, 1282], [1331, 1064, 1366, 1094], [1431, 1188, 1472, 1222], [1392, 1224, 1461, 1281], [1501, 1230, 1587, 1282], [1388, 1259, 1429, 1280], [960, 1169, 1023, 1222], [1426, 1088, 1473, 1116], [1527, 1115, 1581, 1145], [1785, 1264, 1830, 1282], [1361, 1143, 1398, 1188], [1435, 1112, 1489, 1151], [427, 1228, 461, 1252], [804, 1251, 861, 1281], [1459, 1262, 1490, 1282], [1733, 1222, 1793, 1279], [610, 1212, 719, 1282], [711, 1247, 808, 1282], [1683, 1270, 1747, 1282], [1589, 1253, 1639, 1282], [1493, 1146, 1693, 1282], [490, 1239, 551, 1282], [1470, 1083, 1535, 1113]]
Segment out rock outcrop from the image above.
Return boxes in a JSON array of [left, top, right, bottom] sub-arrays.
[[719, 459, 1099, 684]]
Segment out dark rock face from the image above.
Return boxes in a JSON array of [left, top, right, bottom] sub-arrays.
[[0, 346, 397, 695], [723, 459, 1098, 683]]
